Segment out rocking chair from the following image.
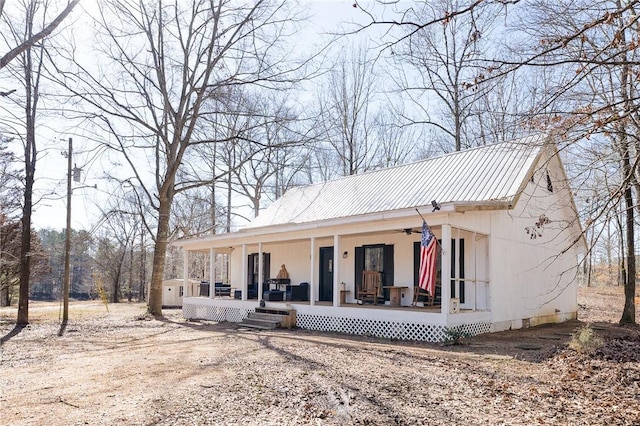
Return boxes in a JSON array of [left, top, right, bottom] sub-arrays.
[[358, 270, 381, 305], [413, 286, 434, 307]]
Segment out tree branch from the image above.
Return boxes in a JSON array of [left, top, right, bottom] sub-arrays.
[[0, 0, 80, 69]]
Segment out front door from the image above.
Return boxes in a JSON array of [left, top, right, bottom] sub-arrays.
[[319, 246, 334, 302]]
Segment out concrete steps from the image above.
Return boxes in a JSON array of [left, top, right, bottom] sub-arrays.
[[240, 306, 296, 330]]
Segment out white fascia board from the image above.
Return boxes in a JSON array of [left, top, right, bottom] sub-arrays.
[[453, 200, 512, 212]]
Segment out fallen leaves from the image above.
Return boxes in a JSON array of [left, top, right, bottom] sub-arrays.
[[1, 290, 639, 425]]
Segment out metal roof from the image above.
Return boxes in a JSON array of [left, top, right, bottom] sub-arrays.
[[248, 134, 547, 228]]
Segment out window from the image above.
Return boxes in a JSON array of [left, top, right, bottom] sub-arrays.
[[364, 245, 383, 272], [355, 244, 394, 293], [546, 171, 553, 192], [179, 286, 184, 297]]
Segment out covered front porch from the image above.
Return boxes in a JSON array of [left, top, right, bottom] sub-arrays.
[[177, 218, 493, 342]]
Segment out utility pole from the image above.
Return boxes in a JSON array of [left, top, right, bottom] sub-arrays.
[[0, 220, 3, 306], [62, 137, 72, 322]]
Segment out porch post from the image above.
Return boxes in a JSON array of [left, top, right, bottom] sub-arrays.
[[333, 234, 340, 307], [441, 224, 452, 315], [183, 249, 189, 297], [310, 237, 316, 306], [454, 228, 460, 305], [257, 242, 263, 302], [241, 244, 248, 301], [209, 248, 216, 299], [471, 232, 477, 310]]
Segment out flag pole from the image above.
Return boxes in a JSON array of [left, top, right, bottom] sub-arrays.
[[415, 208, 427, 223]]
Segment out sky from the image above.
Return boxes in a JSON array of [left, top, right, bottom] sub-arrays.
[[26, 0, 396, 232]]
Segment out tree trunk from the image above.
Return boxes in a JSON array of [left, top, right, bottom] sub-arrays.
[[17, 39, 37, 326], [17, 153, 34, 326], [147, 185, 174, 316], [0, 224, 7, 306], [0, 286, 8, 307], [615, 204, 625, 286], [226, 157, 232, 233], [616, 2, 636, 324], [128, 233, 134, 302], [139, 230, 146, 302], [620, 184, 635, 324], [112, 276, 120, 303]]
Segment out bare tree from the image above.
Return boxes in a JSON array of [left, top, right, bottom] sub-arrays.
[[31, 228, 91, 301], [229, 93, 305, 216], [389, 0, 503, 152], [192, 86, 265, 231], [1, 0, 53, 325], [314, 44, 379, 176], [372, 108, 416, 167], [170, 187, 215, 238], [0, 218, 20, 306], [93, 194, 142, 303], [54, 0, 308, 316], [514, 0, 640, 324]]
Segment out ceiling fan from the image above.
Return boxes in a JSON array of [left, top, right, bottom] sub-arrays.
[[400, 228, 421, 235]]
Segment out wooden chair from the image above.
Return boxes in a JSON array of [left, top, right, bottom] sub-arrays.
[[413, 286, 434, 307], [358, 271, 381, 305]]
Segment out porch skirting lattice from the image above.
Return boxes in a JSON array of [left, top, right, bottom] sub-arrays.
[[183, 304, 252, 323], [296, 313, 490, 342], [182, 299, 491, 342]]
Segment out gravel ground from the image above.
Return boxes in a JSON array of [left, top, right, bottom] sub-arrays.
[[0, 286, 639, 426]]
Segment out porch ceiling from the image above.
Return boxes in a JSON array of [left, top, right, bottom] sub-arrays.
[[176, 221, 488, 252]]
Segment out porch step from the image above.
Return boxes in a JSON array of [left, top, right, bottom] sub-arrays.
[[240, 307, 297, 330], [241, 315, 279, 330], [250, 312, 287, 322]]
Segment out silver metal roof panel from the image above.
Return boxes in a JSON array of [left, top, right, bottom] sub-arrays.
[[248, 134, 546, 228]]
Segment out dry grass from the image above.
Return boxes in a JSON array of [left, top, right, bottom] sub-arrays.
[[0, 287, 638, 425]]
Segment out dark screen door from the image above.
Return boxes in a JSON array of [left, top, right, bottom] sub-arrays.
[[319, 247, 334, 302]]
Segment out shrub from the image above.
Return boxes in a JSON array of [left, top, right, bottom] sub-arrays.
[[443, 325, 471, 345], [568, 324, 603, 355]]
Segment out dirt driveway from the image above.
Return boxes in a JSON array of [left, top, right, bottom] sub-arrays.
[[1, 287, 639, 425]]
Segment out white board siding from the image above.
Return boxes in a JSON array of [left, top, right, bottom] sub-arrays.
[[488, 153, 580, 325]]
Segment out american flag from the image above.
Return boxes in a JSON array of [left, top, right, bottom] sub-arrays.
[[419, 220, 437, 296]]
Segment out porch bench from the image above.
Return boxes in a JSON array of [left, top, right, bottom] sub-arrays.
[[214, 282, 231, 297], [263, 290, 284, 301], [285, 282, 309, 301]]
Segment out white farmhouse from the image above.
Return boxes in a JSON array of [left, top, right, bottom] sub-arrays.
[[173, 134, 585, 341]]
